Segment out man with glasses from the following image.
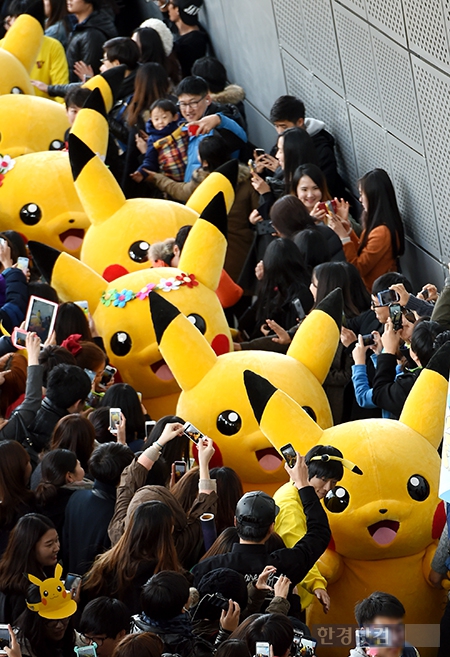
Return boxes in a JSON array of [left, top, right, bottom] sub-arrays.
[[79, 597, 130, 657]]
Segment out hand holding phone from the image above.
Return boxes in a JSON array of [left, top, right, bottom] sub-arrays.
[[280, 443, 297, 468], [109, 408, 121, 435], [389, 303, 403, 331], [377, 289, 399, 306]]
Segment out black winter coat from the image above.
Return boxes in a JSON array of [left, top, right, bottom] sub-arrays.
[[66, 10, 117, 82]]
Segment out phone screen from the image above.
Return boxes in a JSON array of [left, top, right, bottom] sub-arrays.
[[183, 421, 203, 445], [377, 289, 398, 306], [13, 329, 28, 349], [389, 303, 403, 331], [174, 461, 186, 482], [280, 443, 297, 468], [17, 257, 29, 272], [25, 296, 58, 343], [255, 642, 270, 657], [109, 409, 121, 433], [145, 420, 156, 440]]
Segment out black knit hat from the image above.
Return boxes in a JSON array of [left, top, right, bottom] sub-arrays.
[[175, 0, 203, 26]]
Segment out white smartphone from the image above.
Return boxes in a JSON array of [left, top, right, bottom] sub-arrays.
[[145, 420, 156, 440], [109, 408, 121, 435], [25, 295, 58, 343], [17, 256, 29, 272], [255, 642, 270, 657]]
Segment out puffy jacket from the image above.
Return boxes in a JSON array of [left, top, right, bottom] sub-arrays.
[[0, 268, 29, 333], [66, 10, 117, 82]]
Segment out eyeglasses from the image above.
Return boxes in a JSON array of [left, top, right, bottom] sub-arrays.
[[80, 634, 103, 647], [177, 95, 206, 110], [44, 618, 69, 629]]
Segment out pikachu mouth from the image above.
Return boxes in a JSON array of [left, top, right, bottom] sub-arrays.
[[150, 358, 174, 381], [256, 448, 284, 472], [59, 228, 85, 251], [368, 520, 400, 545]]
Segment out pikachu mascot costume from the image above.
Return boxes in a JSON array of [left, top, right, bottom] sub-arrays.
[[146, 289, 343, 493], [242, 347, 450, 657]]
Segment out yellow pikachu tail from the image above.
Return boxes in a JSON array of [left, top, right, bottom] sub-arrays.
[[186, 159, 238, 215]]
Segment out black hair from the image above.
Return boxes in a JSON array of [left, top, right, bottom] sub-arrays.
[[141, 571, 190, 621], [38, 345, 77, 388], [340, 262, 371, 313], [279, 128, 318, 193], [103, 37, 140, 70], [88, 407, 115, 444], [371, 272, 413, 296], [79, 596, 131, 639], [246, 614, 294, 657], [270, 195, 315, 238], [15, 604, 75, 657], [65, 86, 91, 110], [355, 591, 405, 626], [235, 520, 271, 543], [215, 640, 251, 657], [46, 363, 91, 411], [410, 319, 449, 367], [198, 134, 231, 171], [174, 225, 192, 252], [35, 449, 78, 506], [145, 415, 188, 473], [305, 444, 344, 481], [192, 56, 227, 93], [291, 163, 331, 200], [358, 169, 405, 259], [150, 98, 178, 115], [293, 228, 330, 271], [0, 231, 27, 262], [270, 95, 305, 124], [54, 302, 91, 344], [88, 443, 134, 486], [313, 262, 360, 319], [100, 384, 145, 444], [176, 75, 209, 98], [133, 27, 166, 67], [27, 282, 59, 304]]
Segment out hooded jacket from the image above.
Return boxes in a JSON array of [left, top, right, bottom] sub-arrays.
[[66, 10, 117, 82]]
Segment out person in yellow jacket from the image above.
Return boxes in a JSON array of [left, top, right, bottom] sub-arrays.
[[273, 444, 345, 614]]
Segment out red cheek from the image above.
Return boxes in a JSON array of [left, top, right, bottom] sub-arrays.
[[62, 590, 67, 598], [103, 264, 129, 282], [192, 441, 223, 468], [211, 334, 230, 356], [432, 500, 446, 539], [41, 598, 47, 605]]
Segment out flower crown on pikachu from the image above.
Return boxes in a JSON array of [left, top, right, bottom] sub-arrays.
[[242, 350, 450, 657]]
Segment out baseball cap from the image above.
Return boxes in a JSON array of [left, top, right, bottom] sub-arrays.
[[235, 491, 279, 526], [175, 0, 203, 26]]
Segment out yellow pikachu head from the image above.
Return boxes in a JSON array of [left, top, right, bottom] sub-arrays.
[[26, 563, 77, 619], [0, 89, 109, 257], [30, 194, 233, 414], [0, 2, 44, 96], [68, 131, 238, 281], [244, 344, 450, 559], [151, 289, 343, 492]]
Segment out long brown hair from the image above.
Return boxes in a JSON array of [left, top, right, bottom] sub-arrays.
[[126, 63, 170, 127], [51, 414, 95, 471], [0, 442, 34, 526], [83, 501, 180, 598]]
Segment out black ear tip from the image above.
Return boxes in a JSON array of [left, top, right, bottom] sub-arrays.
[[101, 65, 126, 100], [315, 288, 343, 330], [216, 159, 239, 189], [243, 370, 277, 424], [149, 291, 180, 344], [200, 192, 228, 239], [28, 241, 61, 283], [68, 133, 96, 181], [427, 340, 450, 380], [82, 87, 107, 117], [353, 465, 363, 476]]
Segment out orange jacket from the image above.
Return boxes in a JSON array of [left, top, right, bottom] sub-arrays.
[[343, 225, 397, 291]]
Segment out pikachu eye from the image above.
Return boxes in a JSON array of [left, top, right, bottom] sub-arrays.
[[110, 331, 132, 356], [217, 410, 242, 436], [187, 314, 206, 335], [11, 86, 24, 94], [302, 406, 316, 421], [20, 203, 42, 226], [324, 486, 350, 513], [129, 240, 150, 263], [43, 590, 48, 597], [407, 475, 429, 501], [49, 139, 65, 151], [56, 585, 62, 592]]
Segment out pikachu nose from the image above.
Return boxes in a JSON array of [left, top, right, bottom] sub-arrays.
[[379, 509, 388, 514]]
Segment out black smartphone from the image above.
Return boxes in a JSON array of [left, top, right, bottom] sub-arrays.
[[292, 297, 306, 321], [377, 289, 399, 306], [173, 460, 186, 482], [255, 148, 265, 157], [421, 288, 429, 300], [100, 365, 116, 387], [362, 333, 375, 346], [280, 443, 297, 468], [389, 303, 403, 331]]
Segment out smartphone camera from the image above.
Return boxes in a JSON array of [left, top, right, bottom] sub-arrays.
[[255, 148, 265, 157], [280, 443, 297, 468], [183, 421, 204, 445], [377, 289, 399, 306], [109, 408, 121, 435], [389, 303, 403, 331], [362, 333, 375, 346]]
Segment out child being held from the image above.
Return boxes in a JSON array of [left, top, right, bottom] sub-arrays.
[[130, 99, 180, 183]]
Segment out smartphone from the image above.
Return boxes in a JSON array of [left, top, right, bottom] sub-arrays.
[[183, 421, 204, 445], [65, 573, 81, 598], [74, 646, 98, 657], [255, 148, 265, 157], [145, 420, 156, 440], [377, 289, 399, 306], [100, 365, 116, 387], [17, 256, 29, 272], [389, 303, 403, 331], [24, 295, 58, 343], [84, 368, 96, 384], [362, 333, 375, 346], [292, 297, 306, 321], [0, 625, 9, 655], [109, 408, 121, 435], [11, 327, 28, 349], [247, 158, 257, 172], [255, 642, 270, 657], [173, 460, 186, 482], [74, 300, 89, 316], [137, 391, 142, 403], [420, 288, 429, 300], [280, 443, 297, 468], [318, 199, 337, 214]]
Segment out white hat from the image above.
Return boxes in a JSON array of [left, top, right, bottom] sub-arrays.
[[139, 18, 174, 57]]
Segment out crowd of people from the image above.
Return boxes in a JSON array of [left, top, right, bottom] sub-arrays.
[[0, 0, 449, 656]]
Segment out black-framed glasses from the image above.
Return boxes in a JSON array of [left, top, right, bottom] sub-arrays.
[[80, 634, 103, 647], [177, 95, 206, 110]]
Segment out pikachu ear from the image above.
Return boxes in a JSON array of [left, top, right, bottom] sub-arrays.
[[68, 133, 125, 226], [28, 573, 42, 587], [178, 192, 227, 291], [70, 88, 109, 159], [287, 288, 343, 384], [186, 159, 238, 215], [400, 341, 450, 449], [244, 370, 323, 453], [28, 241, 105, 311], [1, 4, 44, 74], [83, 65, 125, 113], [54, 563, 63, 580], [149, 291, 217, 391]]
